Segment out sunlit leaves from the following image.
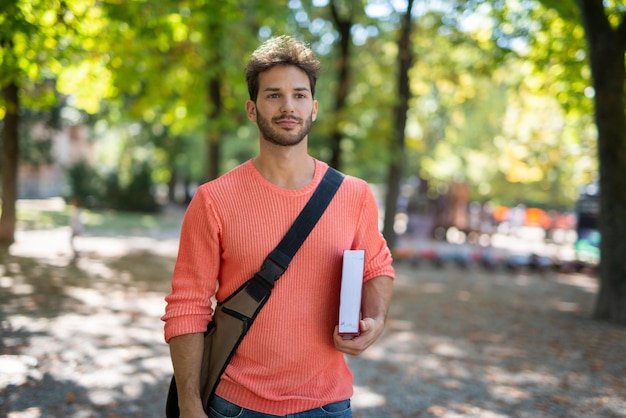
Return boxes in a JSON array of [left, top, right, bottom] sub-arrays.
[[57, 60, 115, 114], [1, 0, 110, 114], [520, 3, 591, 114]]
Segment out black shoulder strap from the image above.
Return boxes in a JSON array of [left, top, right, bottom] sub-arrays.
[[251, 167, 344, 292]]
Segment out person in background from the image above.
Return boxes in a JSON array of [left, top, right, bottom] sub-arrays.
[[162, 35, 395, 418], [69, 199, 83, 261]]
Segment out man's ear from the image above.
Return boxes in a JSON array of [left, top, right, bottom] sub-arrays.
[[246, 100, 257, 122], [311, 100, 318, 122]]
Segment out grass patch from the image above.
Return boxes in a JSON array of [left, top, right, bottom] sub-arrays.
[[17, 207, 71, 230], [14, 198, 182, 235], [82, 210, 181, 235]]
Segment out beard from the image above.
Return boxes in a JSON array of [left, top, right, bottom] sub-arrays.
[[256, 109, 313, 147]]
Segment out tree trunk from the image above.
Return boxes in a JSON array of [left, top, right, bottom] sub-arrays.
[[328, 1, 353, 171], [382, 0, 415, 250], [0, 81, 19, 248], [577, 0, 626, 325], [207, 77, 222, 181], [206, 18, 223, 182]]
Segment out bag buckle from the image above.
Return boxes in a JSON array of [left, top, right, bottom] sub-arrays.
[[253, 257, 286, 289]]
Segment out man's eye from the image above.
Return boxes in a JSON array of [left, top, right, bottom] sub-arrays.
[[268, 94, 280, 99]]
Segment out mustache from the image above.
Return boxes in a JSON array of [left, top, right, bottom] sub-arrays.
[[273, 116, 302, 123]]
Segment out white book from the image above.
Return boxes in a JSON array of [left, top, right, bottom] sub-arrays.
[[338, 250, 365, 338]]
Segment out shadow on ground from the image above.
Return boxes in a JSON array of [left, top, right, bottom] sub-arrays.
[[1, 243, 625, 417], [0, 250, 174, 417]]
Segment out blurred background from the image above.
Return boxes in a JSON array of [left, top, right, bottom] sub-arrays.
[[0, 0, 609, 267], [1, 1, 625, 417]]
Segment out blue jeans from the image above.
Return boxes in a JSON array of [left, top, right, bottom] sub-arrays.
[[208, 395, 352, 418]]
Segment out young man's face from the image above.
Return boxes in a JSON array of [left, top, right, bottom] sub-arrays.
[[246, 65, 318, 147]]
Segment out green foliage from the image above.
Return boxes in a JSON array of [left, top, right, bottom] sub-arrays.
[[401, 2, 597, 208], [66, 160, 104, 207], [103, 161, 160, 213], [1, 0, 607, 213], [66, 159, 160, 213], [0, 0, 108, 113]]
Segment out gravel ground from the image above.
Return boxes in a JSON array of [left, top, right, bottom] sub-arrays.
[[1, 228, 625, 417], [349, 262, 626, 418]]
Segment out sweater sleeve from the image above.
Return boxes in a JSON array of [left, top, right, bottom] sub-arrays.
[[161, 186, 222, 343], [353, 181, 395, 282]]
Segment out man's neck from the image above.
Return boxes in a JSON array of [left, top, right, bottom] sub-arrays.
[[253, 150, 315, 190]]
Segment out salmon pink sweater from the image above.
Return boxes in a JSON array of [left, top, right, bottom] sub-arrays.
[[162, 159, 394, 415]]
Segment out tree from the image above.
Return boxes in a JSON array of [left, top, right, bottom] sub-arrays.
[[0, 74, 18, 248], [205, 12, 225, 181], [1, 1, 105, 246], [450, 1, 624, 323], [573, 1, 626, 325], [0, 4, 23, 247], [382, 0, 416, 249], [100, 1, 300, 184], [327, 0, 356, 171]]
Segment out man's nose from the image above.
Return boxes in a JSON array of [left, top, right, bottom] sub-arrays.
[[280, 97, 295, 113]]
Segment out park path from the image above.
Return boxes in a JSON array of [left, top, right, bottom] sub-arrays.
[[1, 215, 625, 417]]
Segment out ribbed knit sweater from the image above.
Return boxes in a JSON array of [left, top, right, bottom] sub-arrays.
[[162, 158, 395, 415]]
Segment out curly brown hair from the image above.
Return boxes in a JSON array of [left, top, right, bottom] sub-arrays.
[[245, 35, 321, 102]]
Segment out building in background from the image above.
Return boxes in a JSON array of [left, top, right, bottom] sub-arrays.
[[18, 122, 92, 199]]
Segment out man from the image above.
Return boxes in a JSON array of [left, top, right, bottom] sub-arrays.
[[162, 35, 395, 418]]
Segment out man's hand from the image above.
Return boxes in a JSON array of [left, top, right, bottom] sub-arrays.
[[333, 275, 393, 356], [333, 317, 385, 356]]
